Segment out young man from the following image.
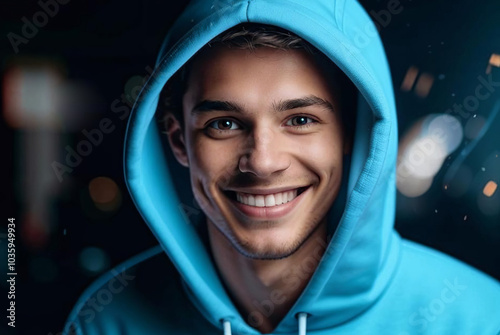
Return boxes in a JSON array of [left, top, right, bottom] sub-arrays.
[[65, 0, 500, 334]]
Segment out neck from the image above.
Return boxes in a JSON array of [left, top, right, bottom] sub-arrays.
[[207, 221, 328, 334]]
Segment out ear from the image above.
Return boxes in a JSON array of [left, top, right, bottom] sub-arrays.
[[164, 113, 189, 168]]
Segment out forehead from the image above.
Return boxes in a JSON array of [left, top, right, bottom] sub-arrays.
[[185, 46, 336, 103]]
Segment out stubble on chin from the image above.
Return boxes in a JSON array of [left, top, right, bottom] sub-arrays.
[[218, 218, 324, 261]]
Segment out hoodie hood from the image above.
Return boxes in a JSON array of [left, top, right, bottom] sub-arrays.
[[124, 0, 399, 333]]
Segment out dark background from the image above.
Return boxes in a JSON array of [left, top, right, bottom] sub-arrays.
[[1, 1, 499, 334]]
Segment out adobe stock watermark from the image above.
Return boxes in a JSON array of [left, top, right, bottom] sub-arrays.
[[445, 73, 500, 122], [51, 267, 136, 335], [400, 277, 467, 334], [396, 72, 500, 181], [7, 0, 71, 54], [352, 0, 405, 50], [51, 65, 157, 182]]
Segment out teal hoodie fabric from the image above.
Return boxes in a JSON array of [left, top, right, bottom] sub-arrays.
[[64, 0, 500, 334]]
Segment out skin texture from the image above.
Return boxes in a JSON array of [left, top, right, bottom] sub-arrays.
[[165, 46, 348, 333]]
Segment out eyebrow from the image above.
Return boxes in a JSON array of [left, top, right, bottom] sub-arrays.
[[191, 95, 335, 115]]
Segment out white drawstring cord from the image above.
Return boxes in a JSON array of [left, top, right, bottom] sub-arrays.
[[222, 314, 307, 334], [297, 312, 308, 335], [222, 319, 232, 335]]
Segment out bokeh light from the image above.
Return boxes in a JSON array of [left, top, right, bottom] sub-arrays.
[[486, 53, 500, 74], [79, 247, 110, 275], [2, 60, 64, 129], [427, 114, 463, 153], [397, 114, 464, 197], [88, 177, 122, 212], [483, 181, 498, 197], [414, 73, 434, 98], [401, 66, 419, 91]]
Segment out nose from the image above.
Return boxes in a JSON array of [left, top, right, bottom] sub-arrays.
[[238, 126, 291, 178]]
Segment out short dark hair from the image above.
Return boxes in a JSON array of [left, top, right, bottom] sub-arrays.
[[157, 23, 356, 136]]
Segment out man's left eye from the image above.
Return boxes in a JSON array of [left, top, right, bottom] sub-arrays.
[[286, 116, 316, 126]]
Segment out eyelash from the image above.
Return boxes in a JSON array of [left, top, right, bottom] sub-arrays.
[[285, 116, 318, 129], [205, 115, 318, 132], [206, 119, 241, 131]]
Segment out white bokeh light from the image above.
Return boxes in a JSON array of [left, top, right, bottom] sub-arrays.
[[397, 114, 464, 198]]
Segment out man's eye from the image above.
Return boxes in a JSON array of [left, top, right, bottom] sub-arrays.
[[286, 116, 316, 127], [207, 119, 240, 130]]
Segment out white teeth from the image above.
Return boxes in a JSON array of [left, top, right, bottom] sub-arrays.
[[274, 192, 282, 205], [235, 189, 300, 207], [255, 195, 265, 207], [265, 194, 275, 207]]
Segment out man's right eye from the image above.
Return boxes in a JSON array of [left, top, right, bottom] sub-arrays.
[[207, 119, 241, 131]]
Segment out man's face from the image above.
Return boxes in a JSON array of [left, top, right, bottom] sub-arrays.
[[168, 46, 346, 259]]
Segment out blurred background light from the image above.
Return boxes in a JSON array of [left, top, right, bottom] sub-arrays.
[[401, 66, 419, 92], [396, 173, 434, 198], [2, 59, 68, 250], [21, 212, 50, 248], [483, 180, 498, 197], [397, 114, 464, 198], [79, 246, 110, 275], [88, 176, 122, 212], [427, 114, 463, 153], [414, 73, 435, 98], [486, 53, 500, 74], [400, 66, 435, 98], [2, 60, 64, 129]]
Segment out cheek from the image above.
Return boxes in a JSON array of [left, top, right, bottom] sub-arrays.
[[294, 132, 344, 167], [311, 138, 340, 157], [302, 137, 344, 188], [190, 136, 240, 184]]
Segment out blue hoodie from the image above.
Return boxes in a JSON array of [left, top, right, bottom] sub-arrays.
[[64, 0, 500, 334]]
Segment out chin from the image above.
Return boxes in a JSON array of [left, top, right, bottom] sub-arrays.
[[225, 224, 315, 260], [233, 241, 302, 260]]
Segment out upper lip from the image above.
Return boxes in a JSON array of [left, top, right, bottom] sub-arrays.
[[224, 186, 308, 195]]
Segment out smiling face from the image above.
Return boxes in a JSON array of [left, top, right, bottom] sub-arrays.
[[165, 46, 347, 259]]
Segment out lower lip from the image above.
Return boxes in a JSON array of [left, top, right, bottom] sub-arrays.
[[227, 187, 310, 220]]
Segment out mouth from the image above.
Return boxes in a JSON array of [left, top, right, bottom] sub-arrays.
[[222, 186, 311, 220], [224, 186, 309, 207]]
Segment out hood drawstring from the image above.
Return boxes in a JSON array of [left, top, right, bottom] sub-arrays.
[[297, 312, 308, 335], [222, 319, 232, 335], [221, 313, 308, 335]]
